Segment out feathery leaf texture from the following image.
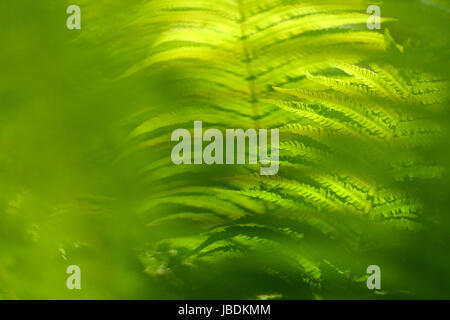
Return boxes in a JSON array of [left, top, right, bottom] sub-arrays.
[[77, 0, 447, 298]]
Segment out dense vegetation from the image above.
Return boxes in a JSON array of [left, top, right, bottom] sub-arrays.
[[0, 0, 449, 299]]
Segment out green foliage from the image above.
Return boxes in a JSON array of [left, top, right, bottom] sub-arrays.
[[0, 0, 449, 299]]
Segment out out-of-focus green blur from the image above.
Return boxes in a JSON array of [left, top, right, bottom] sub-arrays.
[[0, 0, 156, 299], [0, 0, 449, 299]]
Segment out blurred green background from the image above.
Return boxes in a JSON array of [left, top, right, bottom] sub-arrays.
[[0, 0, 449, 299]]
